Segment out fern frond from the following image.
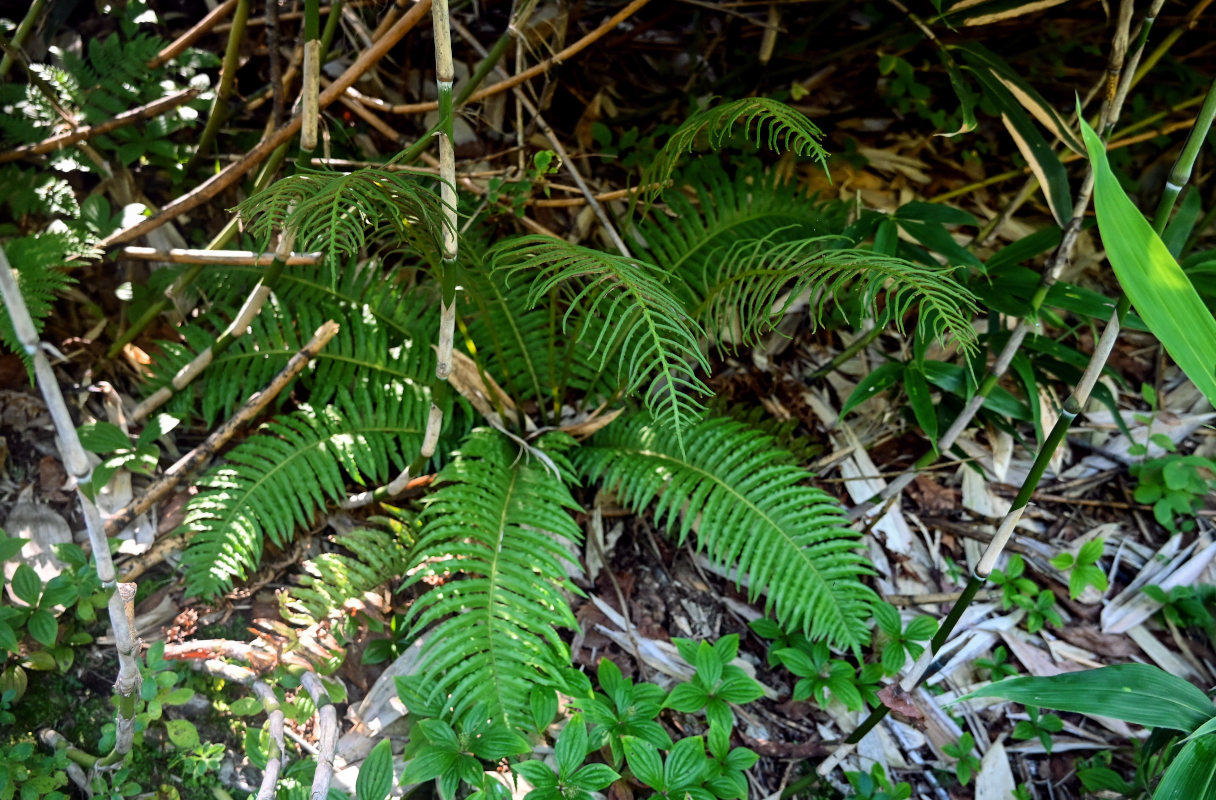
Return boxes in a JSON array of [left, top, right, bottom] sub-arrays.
[[146, 283, 436, 425], [287, 522, 412, 624], [490, 236, 711, 446], [232, 167, 448, 262], [180, 380, 428, 599], [576, 413, 876, 653], [402, 430, 584, 727], [634, 164, 845, 300], [642, 98, 831, 207], [701, 234, 981, 357], [460, 266, 614, 422], [0, 234, 79, 372]]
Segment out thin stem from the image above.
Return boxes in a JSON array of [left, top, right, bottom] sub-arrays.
[[190, 0, 250, 167]]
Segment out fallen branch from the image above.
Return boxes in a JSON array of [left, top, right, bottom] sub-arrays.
[[117, 246, 323, 266], [0, 88, 201, 165], [106, 319, 338, 539]]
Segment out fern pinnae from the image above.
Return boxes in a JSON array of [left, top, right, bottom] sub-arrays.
[[490, 236, 711, 448], [577, 413, 876, 653], [180, 380, 428, 599], [232, 167, 448, 263], [700, 234, 981, 357], [641, 98, 831, 208], [402, 430, 583, 727]]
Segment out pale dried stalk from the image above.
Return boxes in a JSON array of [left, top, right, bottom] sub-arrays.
[[345, 0, 456, 508], [0, 247, 142, 761], [300, 672, 340, 799], [131, 228, 297, 422]]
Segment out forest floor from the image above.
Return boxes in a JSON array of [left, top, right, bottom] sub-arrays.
[[3, 1, 1216, 799]]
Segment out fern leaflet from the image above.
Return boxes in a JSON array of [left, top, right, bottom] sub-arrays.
[[286, 522, 412, 624], [181, 381, 428, 598], [402, 430, 584, 728], [233, 167, 448, 262], [701, 234, 981, 356], [576, 413, 876, 653], [642, 98, 831, 207], [490, 236, 710, 447]]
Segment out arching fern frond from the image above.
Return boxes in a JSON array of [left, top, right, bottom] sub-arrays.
[[642, 98, 831, 207], [490, 236, 711, 447], [634, 164, 845, 301], [180, 380, 428, 599], [576, 413, 876, 653], [286, 521, 412, 625], [700, 235, 981, 357], [146, 288, 436, 426], [402, 430, 584, 728], [459, 266, 615, 424], [232, 166, 448, 261]]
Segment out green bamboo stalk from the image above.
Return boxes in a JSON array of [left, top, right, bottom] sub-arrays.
[[189, 0, 250, 166], [0, 0, 46, 78], [353, 0, 458, 505]]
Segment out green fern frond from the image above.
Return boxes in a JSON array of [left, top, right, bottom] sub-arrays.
[[634, 164, 845, 300], [146, 282, 436, 425], [402, 430, 584, 727], [642, 98, 831, 207], [0, 234, 79, 373], [180, 380, 428, 599], [460, 267, 614, 423], [576, 413, 876, 653], [490, 236, 711, 445], [232, 167, 448, 262], [701, 234, 981, 356], [287, 522, 412, 624]]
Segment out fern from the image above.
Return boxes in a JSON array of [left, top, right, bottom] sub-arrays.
[[634, 165, 846, 302], [233, 167, 449, 263], [642, 98, 831, 206], [401, 430, 584, 727], [490, 236, 711, 445], [701, 234, 981, 355], [576, 413, 876, 652], [146, 270, 437, 425], [286, 523, 412, 624], [180, 380, 428, 599], [459, 266, 615, 424], [0, 234, 80, 371]]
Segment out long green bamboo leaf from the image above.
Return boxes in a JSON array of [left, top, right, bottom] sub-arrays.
[[1080, 117, 1216, 407], [1153, 734, 1216, 800], [961, 664, 1215, 733]]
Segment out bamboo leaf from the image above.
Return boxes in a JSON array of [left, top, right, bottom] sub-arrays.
[[1080, 117, 1216, 407], [961, 664, 1215, 732]]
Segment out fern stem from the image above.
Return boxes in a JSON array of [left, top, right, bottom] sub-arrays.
[[190, 0, 251, 167], [0, 246, 143, 764]]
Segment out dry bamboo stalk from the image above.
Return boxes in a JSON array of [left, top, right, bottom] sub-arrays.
[[0, 247, 142, 761]]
